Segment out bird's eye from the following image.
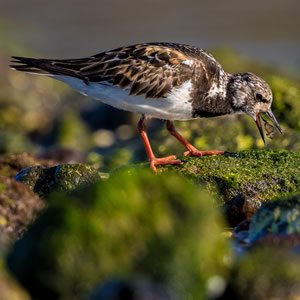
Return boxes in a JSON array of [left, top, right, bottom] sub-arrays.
[[255, 93, 263, 101], [255, 93, 269, 103]]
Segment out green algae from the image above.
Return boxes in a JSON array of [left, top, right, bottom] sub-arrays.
[[162, 150, 300, 204]]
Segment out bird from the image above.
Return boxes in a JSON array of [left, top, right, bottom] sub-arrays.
[[10, 42, 282, 172]]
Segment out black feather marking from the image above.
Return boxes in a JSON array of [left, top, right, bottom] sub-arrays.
[[129, 81, 150, 96], [118, 76, 131, 89]]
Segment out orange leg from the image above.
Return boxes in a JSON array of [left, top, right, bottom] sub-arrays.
[[137, 115, 182, 172], [166, 120, 224, 157]]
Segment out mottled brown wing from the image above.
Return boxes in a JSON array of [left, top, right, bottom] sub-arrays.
[[79, 43, 195, 98]]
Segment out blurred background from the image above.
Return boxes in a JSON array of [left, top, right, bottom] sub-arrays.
[[0, 0, 299, 169]]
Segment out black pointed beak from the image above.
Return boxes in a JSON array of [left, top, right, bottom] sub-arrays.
[[265, 109, 283, 134], [255, 113, 265, 145]]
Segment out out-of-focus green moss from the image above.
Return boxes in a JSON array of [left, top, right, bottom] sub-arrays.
[[221, 247, 300, 300], [103, 148, 134, 171], [56, 111, 92, 152], [7, 169, 231, 300], [0, 64, 67, 135], [162, 150, 300, 204], [0, 130, 34, 154], [15, 163, 102, 198], [269, 76, 300, 131], [248, 194, 300, 243]]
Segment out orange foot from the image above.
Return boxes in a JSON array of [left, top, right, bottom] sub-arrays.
[[150, 155, 183, 172], [184, 147, 224, 157]]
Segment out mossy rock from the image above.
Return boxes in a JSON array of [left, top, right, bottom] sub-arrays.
[[248, 194, 300, 243], [15, 163, 103, 198], [0, 153, 57, 178], [7, 169, 231, 300], [220, 247, 300, 300], [0, 176, 45, 243], [162, 150, 299, 206]]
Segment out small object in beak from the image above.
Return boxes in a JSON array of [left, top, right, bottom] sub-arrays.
[[255, 113, 265, 145], [261, 115, 275, 139], [266, 109, 283, 134]]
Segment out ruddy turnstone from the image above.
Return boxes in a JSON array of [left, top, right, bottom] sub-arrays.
[[11, 42, 282, 172]]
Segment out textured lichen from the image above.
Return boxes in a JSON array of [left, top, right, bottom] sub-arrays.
[[162, 150, 300, 204]]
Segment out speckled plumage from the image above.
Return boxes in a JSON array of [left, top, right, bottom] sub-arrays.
[[10, 43, 229, 119], [10, 42, 282, 171]]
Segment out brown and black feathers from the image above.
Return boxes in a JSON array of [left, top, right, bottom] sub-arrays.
[[11, 42, 220, 99]]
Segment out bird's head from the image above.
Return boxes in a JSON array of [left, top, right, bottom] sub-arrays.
[[228, 72, 282, 144]]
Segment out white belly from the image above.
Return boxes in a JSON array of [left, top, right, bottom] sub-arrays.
[[54, 75, 194, 120]]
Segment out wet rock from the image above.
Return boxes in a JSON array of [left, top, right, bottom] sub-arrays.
[[15, 163, 102, 198], [163, 150, 300, 205], [219, 247, 300, 300], [0, 153, 57, 178], [0, 176, 45, 243], [248, 194, 300, 243], [7, 169, 230, 300]]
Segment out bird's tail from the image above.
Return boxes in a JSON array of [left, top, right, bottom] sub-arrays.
[[10, 56, 87, 79]]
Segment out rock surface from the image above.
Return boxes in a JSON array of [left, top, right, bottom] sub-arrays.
[[163, 150, 299, 206], [248, 194, 300, 243], [15, 163, 103, 198], [0, 176, 45, 243], [0, 153, 57, 178]]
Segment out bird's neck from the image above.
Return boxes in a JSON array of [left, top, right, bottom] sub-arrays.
[[225, 73, 248, 114], [192, 71, 235, 118]]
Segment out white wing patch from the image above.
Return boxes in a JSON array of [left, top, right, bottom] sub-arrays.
[[182, 60, 194, 67]]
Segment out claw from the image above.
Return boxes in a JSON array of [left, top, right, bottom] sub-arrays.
[[149, 155, 183, 172]]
